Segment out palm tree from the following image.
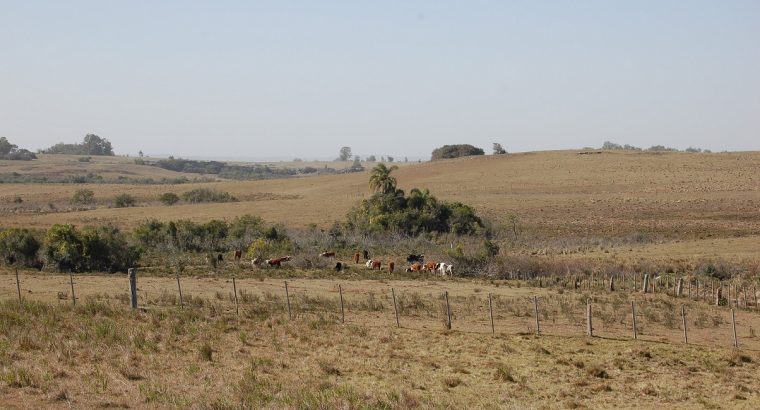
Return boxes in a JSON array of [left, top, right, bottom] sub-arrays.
[[369, 163, 399, 194]]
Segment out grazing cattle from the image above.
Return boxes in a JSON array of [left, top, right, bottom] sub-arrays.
[[217, 253, 224, 262], [335, 262, 343, 272], [354, 252, 360, 264], [423, 261, 438, 272], [252, 257, 263, 267], [407, 254, 424, 264], [438, 263, 453, 276], [320, 251, 336, 258], [234, 250, 242, 261], [265, 257, 290, 268], [405, 263, 423, 273], [365, 260, 382, 270], [388, 261, 395, 273], [362, 250, 370, 260]]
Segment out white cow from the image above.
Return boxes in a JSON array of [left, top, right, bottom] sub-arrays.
[[438, 263, 453, 276]]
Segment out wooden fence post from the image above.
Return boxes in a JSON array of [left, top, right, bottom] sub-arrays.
[[391, 288, 400, 328], [631, 301, 637, 340], [586, 300, 593, 337], [339, 285, 345, 324], [69, 271, 76, 306], [642, 274, 649, 293], [676, 277, 683, 297], [284, 281, 292, 320], [534, 296, 540, 334], [176, 273, 184, 308], [128, 268, 138, 309], [488, 293, 495, 334], [754, 285, 758, 310], [14, 267, 22, 305], [232, 275, 239, 315], [732, 309, 738, 348], [681, 305, 688, 344], [445, 291, 452, 330], [609, 276, 615, 292]]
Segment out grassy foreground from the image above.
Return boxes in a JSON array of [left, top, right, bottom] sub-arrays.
[[1, 294, 759, 409]]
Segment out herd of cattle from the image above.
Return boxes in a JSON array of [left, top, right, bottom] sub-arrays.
[[225, 250, 453, 276]]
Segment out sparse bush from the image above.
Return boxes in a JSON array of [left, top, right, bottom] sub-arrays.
[[159, 192, 180, 205], [182, 188, 235, 203], [78, 156, 91, 162], [114, 193, 136, 208], [71, 189, 95, 205]]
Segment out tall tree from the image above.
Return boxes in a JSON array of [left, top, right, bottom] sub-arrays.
[[492, 143, 507, 155], [0, 137, 16, 155], [369, 163, 399, 194], [338, 146, 352, 161]]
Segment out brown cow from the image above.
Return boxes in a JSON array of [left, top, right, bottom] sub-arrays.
[[354, 252, 360, 264], [388, 261, 395, 273], [405, 263, 423, 272], [320, 251, 336, 258], [265, 257, 290, 268], [423, 261, 438, 272], [234, 250, 242, 261], [365, 259, 382, 270]]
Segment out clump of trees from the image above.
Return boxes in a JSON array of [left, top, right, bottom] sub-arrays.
[[71, 189, 95, 205], [0, 225, 139, 272], [601, 141, 711, 153], [492, 143, 507, 155], [114, 194, 136, 208], [0, 137, 37, 160], [41, 134, 114, 156], [431, 144, 485, 160], [159, 192, 180, 205], [181, 188, 236, 203], [344, 164, 484, 235]]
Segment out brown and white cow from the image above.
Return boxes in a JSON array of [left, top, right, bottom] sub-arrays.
[[405, 263, 423, 273], [365, 259, 382, 270], [422, 261, 438, 272], [252, 257, 263, 267], [319, 251, 336, 259], [265, 257, 291, 268]]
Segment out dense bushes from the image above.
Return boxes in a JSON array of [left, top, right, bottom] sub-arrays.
[[132, 215, 287, 253], [181, 188, 236, 203], [601, 141, 711, 153], [114, 194, 136, 208], [431, 144, 485, 161], [147, 157, 307, 180], [71, 189, 95, 205], [159, 192, 180, 205], [41, 134, 114, 156], [0, 225, 139, 272]]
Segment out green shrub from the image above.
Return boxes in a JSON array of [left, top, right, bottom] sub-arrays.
[[159, 192, 180, 205], [71, 189, 95, 205], [0, 228, 42, 267], [114, 194, 136, 208], [431, 144, 484, 160], [181, 188, 235, 203], [43, 224, 140, 272]]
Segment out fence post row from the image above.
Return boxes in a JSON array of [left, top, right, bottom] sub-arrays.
[[339, 285, 345, 324], [732, 309, 738, 348], [128, 268, 138, 310], [444, 291, 452, 330], [15, 267, 22, 305], [232, 276, 239, 315], [391, 288, 400, 328], [534, 296, 540, 334], [69, 271, 76, 306], [488, 293, 495, 334], [631, 301, 637, 340], [681, 305, 688, 344], [586, 300, 593, 337], [176, 274, 184, 308]]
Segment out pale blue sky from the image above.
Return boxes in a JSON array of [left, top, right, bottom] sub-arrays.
[[1, 1, 758, 158]]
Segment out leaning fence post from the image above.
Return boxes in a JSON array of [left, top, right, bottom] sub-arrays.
[[681, 305, 688, 344], [176, 273, 184, 308], [391, 288, 400, 328], [339, 285, 345, 324], [533, 296, 540, 334], [642, 274, 649, 293], [732, 308, 738, 348], [69, 271, 76, 306], [631, 301, 637, 340], [586, 299, 593, 337], [128, 268, 138, 309], [284, 281, 292, 320], [488, 293, 495, 334], [232, 275, 239, 315], [445, 291, 452, 330], [676, 277, 683, 297], [15, 267, 22, 305]]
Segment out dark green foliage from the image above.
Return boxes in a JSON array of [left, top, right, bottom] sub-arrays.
[[159, 192, 180, 205], [0, 228, 42, 267], [132, 215, 283, 253], [114, 194, 136, 208], [345, 188, 483, 236], [42, 224, 139, 272], [146, 157, 301, 180], [71, 189, 95, 205], [41, 134, 114, 156], [181, 188, 235, 203], [0, 137, 37, 160], [431, 144, 485, 160]]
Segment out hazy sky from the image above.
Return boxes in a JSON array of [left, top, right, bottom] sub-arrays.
[[2, 1, 759, 159]]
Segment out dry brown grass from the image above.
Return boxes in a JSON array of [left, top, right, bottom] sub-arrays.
[[1, 275, 760, 408]]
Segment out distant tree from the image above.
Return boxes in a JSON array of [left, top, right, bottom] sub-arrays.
[[369, 163, 399, 194], [138, 150, 144, 157], [350, 156, 364, 171], [492, 143, 507, 155], [0, 137, 14, 155], [338, 146, 352, 161], [404, 157, 408, 162], [431, 144, 485, 160], [71, 189, 95, 205], [366, 155, 376, 162], [387, 156, 394, 162], [41, 134, 114, 156]]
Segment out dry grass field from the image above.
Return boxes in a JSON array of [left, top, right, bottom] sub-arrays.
[[2, 272, 760, 409]]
